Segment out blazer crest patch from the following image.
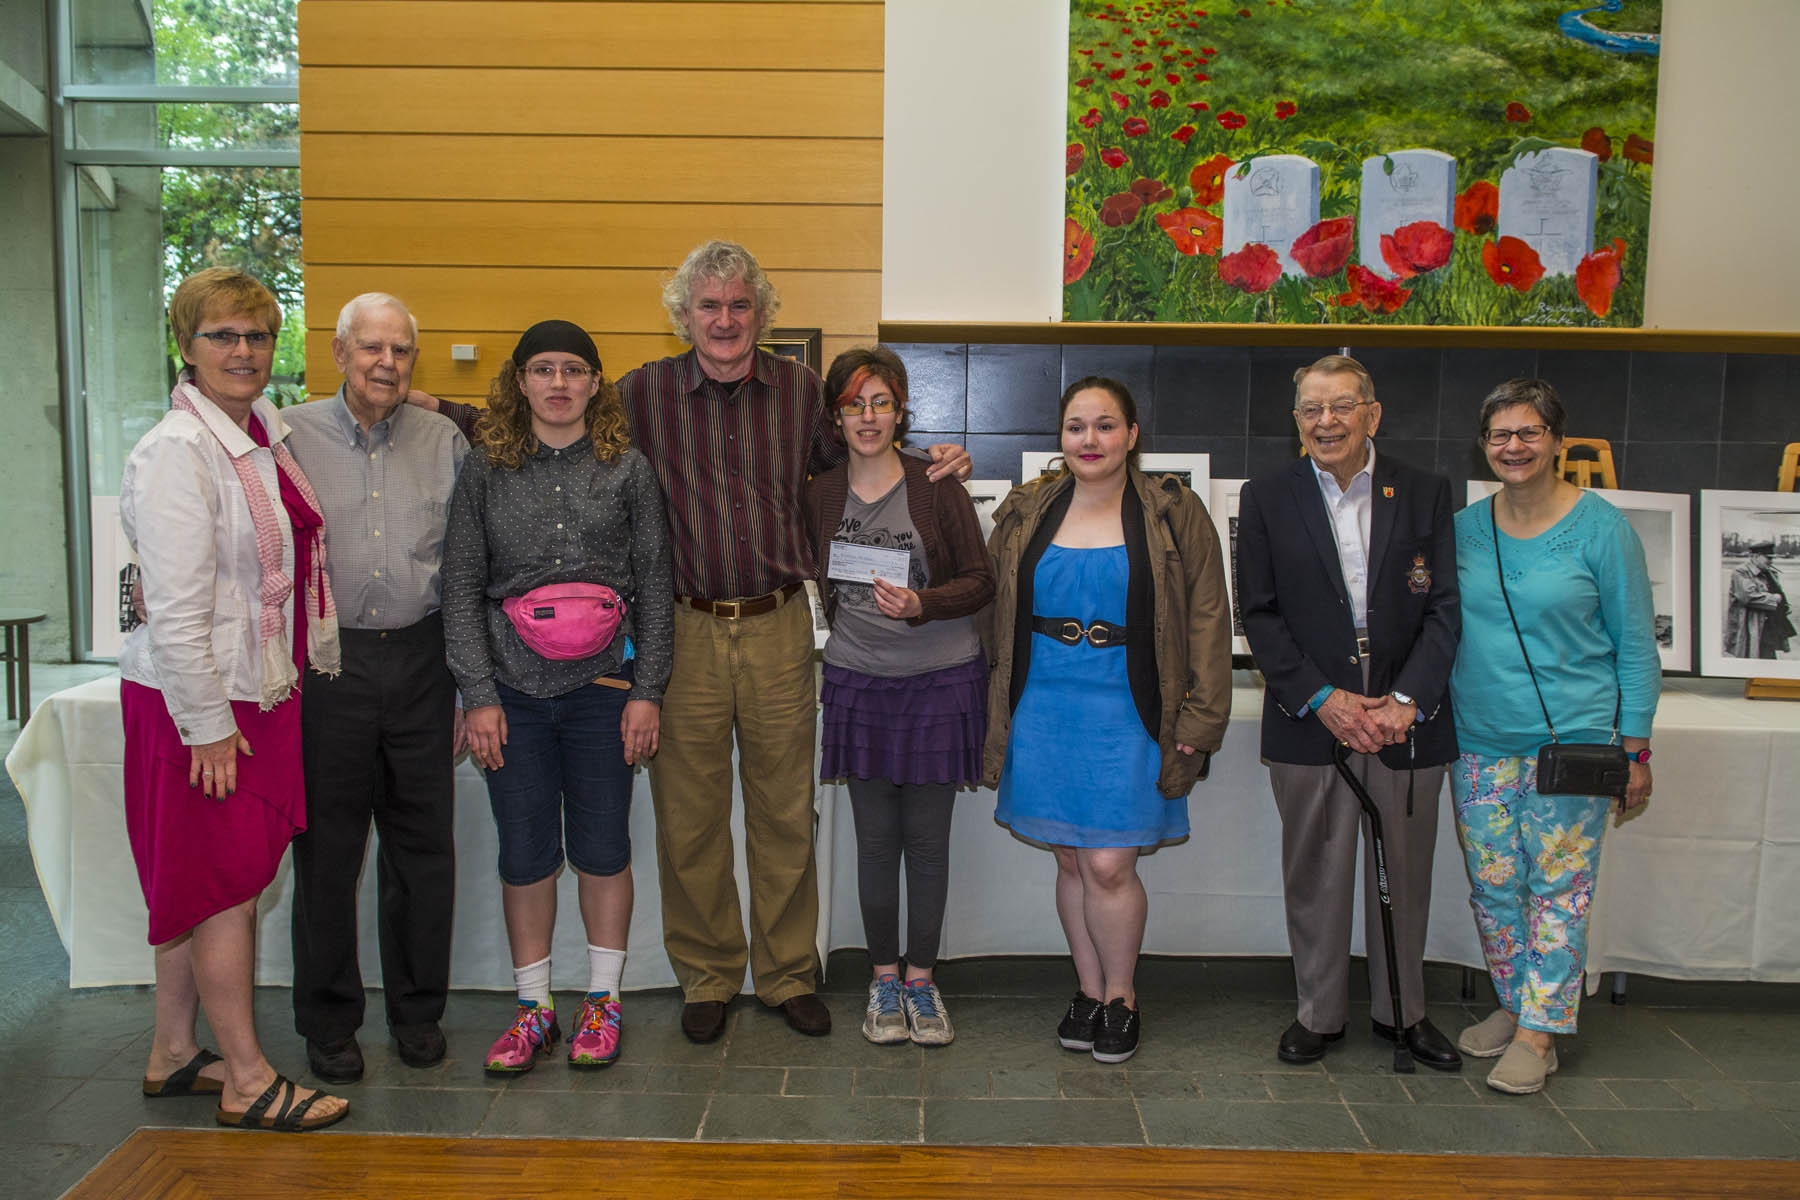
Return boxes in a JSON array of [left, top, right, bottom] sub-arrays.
[[1406, 552, 1431, 595], [1382, 485, 1395, 499]]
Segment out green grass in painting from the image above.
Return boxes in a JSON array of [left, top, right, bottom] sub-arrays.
[[1063, 0, 1659, 325]]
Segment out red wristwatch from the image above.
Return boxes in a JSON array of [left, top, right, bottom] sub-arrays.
[[1628, 748, 1652, 764]]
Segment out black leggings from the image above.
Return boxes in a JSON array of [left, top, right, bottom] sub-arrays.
[[847, 777, 956, 968]]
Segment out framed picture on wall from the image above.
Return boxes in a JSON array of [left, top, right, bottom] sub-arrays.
[[964, 479, 1013, 543], [1699, 490, 1800, 680], [1208, 479, 1250, 658], [759, 328, 823, 375], [1020, 452, 1211, 498], [1468, 482, 1692, 671]]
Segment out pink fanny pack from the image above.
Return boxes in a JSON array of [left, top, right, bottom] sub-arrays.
[[501, 583, 626, 661]]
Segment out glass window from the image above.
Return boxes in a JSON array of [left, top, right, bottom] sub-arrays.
[[72, 0, 297, 87], [73, 102, 299, 152]]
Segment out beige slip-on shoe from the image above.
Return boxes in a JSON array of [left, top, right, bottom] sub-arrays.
[[1486, 1039, 1559, 1094], [1457, 1009, 1518, 1059]]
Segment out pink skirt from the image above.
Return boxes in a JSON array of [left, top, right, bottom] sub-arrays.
[[121, 679, 307, 945]]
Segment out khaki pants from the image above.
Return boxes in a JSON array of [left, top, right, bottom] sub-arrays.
[[649, 595, 820, 1004]]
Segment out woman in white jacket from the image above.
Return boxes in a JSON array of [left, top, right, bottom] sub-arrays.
[[120, 268, 348, 1132]]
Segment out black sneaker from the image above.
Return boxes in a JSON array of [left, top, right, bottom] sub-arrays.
[[1092, 998, 1140, 1064], [1057, 991, 1104, 1051]]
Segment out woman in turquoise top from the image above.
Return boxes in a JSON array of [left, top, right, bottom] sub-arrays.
[[1448, 378, 1659, 1097]]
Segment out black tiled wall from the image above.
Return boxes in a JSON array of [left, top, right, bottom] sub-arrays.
[[891, 342, 1798, 503]]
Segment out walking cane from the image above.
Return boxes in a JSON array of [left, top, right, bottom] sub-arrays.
[[1330, 740, 1414, 1075]]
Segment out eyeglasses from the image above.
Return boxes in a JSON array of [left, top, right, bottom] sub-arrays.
[[1480, 425, 1550, 447], [1295, 400, 1371, 422], [193, 329, 273, 349], [524, 362, 595, 382], [838, 396, 899, 417], [693, 300, 756, 318]]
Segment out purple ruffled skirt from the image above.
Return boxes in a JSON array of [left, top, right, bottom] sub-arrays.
[[820, 657, 988, 787]]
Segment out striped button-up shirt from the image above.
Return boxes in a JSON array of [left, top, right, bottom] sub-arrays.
[[282, 389, 467, 629], [619, 348, 843, 600]]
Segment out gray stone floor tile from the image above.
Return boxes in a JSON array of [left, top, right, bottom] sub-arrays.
[[1192, 1073, 1273, 1102], [1139, 1099, 1365, 1150], [564, 1062, 649, 1092], [1569, 1107, 1800, 1158], [1745, 1081, 1800, 1111], [1401, 1075, 1487, 1105], [338, 1085, 498, 1135], [480, 1089, 707, 1139], [717, 1064, 785, 1094], [782, 1066, 852, 1096], [1264, 1073, 1340, 1103], [1328, 1074, 1411, 1104], [1540, 1077, 1626, 1109], [1058, 1068, 1129, 1099], [924, 1097, 1143, 1146], [6, 1078, 213, 1146], [924, 1068, 991, 1097], [853, 1066, 921, 1098], [644, 1063, 720, 1094], [1660, 1011, 1800, 1081], [1666, 1078, 1758, 1110], [1354, 1099, 1592, 1154], [1124, 1070, 1200, 1099], [10, 1142, 111, 1200], [701, 1094, 922, 1143], [1556, 1013, 1723, 1080], [989, 1068, 1058, 1098], [0, 1075, 82, 1132], [1603, 1078, 1693, 1109]]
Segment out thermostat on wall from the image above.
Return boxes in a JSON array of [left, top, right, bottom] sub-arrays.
[[451, 344, 478, 361]]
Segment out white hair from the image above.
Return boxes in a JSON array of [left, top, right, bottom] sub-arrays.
[[335, 292, 418, 342]]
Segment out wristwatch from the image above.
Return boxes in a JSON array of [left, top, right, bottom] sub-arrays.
[[1628, 748, 1652, 764], [1388, 690, 1415, 706]]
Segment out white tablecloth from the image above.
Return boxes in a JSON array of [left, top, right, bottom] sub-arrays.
[[9, 674, 1798, 990]]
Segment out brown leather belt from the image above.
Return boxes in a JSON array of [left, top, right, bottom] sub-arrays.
[[678, 580, 804, 620]]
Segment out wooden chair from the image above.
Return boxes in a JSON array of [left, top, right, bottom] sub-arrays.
[[1555, 438, 1618, 489]]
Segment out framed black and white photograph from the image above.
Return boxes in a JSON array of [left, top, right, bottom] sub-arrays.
[[1208, 479, 1250, 658], [1019, 451, 1210, 498], [1468, 482, 1691, 671], [758, 328, 823, 375], [963, 479, 1013, 544], [1700, 490, 1800, 680]]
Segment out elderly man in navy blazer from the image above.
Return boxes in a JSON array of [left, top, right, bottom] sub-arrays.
[[1236, 354, 1462, 1071]]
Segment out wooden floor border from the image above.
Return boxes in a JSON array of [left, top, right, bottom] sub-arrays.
[[68, 1130, 1800, 1199]]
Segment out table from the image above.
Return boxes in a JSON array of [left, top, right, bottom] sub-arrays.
[[9, 674, 1798, 991], [0, 608, 46, 723]]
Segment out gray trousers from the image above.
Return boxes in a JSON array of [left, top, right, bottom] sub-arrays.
[[1269, 750, 1446, 1034]]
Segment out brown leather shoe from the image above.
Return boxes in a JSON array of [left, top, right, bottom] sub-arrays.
[[780, 992, 832, 1037], [681, 1000, 728, 1044]]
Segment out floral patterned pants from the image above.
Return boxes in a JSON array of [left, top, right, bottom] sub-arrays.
[[1451, 753, 1610, 1035]]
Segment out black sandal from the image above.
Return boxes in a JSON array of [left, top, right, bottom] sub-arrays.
[[142, 1048, 223, 1098], [215, 1074, 348, 1132]]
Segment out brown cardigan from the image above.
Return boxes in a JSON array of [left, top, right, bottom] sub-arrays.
[[803, 453, 995, 628]]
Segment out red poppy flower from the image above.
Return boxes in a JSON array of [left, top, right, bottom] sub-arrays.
[[1171, 123, 1196, 144], [1165, 71, 1182, 84], [1193, 72, 1211, 82], [1149, 89, 1171, 108], [1100, 191, 1146, 227], [1155, 207, 1223, 256], [1187, 100, 1211, 112], [1130, 176, 1174, 205], [1580, 126, 1612, 162], [1218, 242, 1282, 293], [1378, 220, 1454, 278], [1111, 51, 1124, 58], [1067, 144, 1086, 176], [1110, 91, 1131, 109], [1454, 180, 1499, 235], [1123, 117, 1150, 137], [1505, 101, 1531, 123], [1108, 68, 1128, 80], [1238, 7, 1252, 15], [1274, 100, 1297, 120], [1100, 146, 1130, 169], [1076, 77, 1096, 88], [1079, 108, 1103, 129], [1136, 61, 1155, 71], [1203, 46, 1216, 54], [1064, 219, 1096, 285], [1189, 152, 1233, 205], [1290, 215, 1355, 278], [1079, 49, 1095, 56], [1337, 265, 1412, 314], [1132, 38, 1147, 46], [1623, 133, 1653, 164], [1575, 238, 1626, 317], [1217, 109, 1246, 130], [1482, 236, 1545, 292]]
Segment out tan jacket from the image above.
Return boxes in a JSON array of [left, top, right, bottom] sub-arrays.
[[980, 468, 1233, 798]]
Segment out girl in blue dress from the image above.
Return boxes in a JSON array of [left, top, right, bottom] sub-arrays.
[[982, 377, 1233, 1063]]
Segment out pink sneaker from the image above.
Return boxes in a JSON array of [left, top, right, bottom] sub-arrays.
[[484, 1002, 560, 1074], [569, 992, 623, 1068]]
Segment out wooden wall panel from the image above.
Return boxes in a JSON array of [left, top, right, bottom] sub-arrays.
[[300, 0, 882, 398], [299, 2, 883, 71]]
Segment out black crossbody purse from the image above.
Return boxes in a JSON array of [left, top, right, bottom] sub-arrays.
[[1491, 505, 1631, 799]]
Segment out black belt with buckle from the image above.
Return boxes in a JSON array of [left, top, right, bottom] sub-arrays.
[[1032, 616, 1128, 648], [679, 581, 804, 620]]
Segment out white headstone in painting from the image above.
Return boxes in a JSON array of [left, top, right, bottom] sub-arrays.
[[1358, 149, 1457, 278], [1497, 147, 1598, 277], [1222, 154, 1320, 277]]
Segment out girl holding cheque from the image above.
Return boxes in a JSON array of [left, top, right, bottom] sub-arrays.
[[803, 347, 995, 1047]]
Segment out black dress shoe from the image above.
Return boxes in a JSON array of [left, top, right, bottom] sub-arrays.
[[394, 1023, 446, 1069], [681, 1000, 728, 1044], [1371, 1016, 1464, 1072], [306, 1036, 364, 1084], [779, 992, 833, 1037], [1277, 1020, 1345, 1064]]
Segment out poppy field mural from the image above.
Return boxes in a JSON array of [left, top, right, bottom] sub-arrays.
[[1063, 0, 1661, 326]]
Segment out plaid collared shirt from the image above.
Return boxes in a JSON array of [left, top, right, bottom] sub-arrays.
[[619, 348, 843, 600]]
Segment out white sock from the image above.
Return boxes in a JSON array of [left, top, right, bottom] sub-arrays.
[[513, 956, 552, 1008], [588, 945, 625, 997]]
